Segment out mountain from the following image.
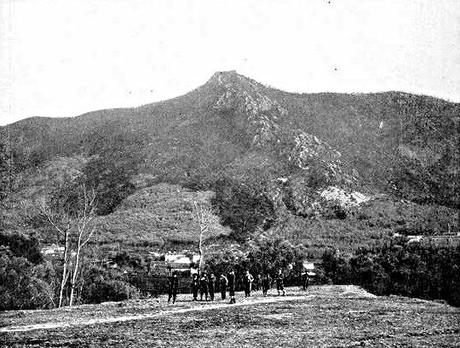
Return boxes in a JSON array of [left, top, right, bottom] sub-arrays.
[[1, 71, 458, 253]]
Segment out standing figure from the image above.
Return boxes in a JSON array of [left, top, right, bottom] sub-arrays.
[[219, 273, 228, 300], [168, 271, 179, 304], [191, 274, 199, 301], [275, 269, 286, 296], [243, 270, 254, 297], [302, 271, 309, 291], [200, 272, 209, 301], [253, 274, 261, 292], [228, 269, 236, 304], [208, 273, 216, 301], [262, 273, 272, 297]]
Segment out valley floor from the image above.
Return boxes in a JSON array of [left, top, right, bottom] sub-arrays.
[[1, 286, 459, 347]]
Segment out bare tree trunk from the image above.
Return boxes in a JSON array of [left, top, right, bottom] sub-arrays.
[[69, 245, 81, 306], [69, 186, 96, 306], [194, 201, 208, 272], [198, 225, 204, 271], [58, 229, 70, 308], [40, 199, 72, 309]]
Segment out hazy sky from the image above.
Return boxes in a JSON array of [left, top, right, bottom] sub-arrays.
[[1, 0, 459, 126]]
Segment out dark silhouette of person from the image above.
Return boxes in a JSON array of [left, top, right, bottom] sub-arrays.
[[200, 272, 209, 301], [243, 270, 254, 297], [275, 269, 286, 296], [208, 273, 216, 301], [228, 269, 236, 304], [168, 271, 179, 304], [302, 271, 309, 291], [219, 273, 228, 300], [253, 274, 261, 291], [262, 273, 272, 296], [191, 273, 199, 301]]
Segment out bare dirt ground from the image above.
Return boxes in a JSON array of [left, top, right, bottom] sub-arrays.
[[1, 285, 459, 347]]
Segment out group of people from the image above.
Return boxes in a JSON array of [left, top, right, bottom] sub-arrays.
[[241, 270, 285, 297], [168, 268, 305, 304], [189, 269, 237, 303]]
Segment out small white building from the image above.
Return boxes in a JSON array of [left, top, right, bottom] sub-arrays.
[[164, 253, 200, 264], [407, 235, 423, 243], [41, 244, 76, 259], [41, 244, 64, 256]]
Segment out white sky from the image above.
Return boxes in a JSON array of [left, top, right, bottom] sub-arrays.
[[1, 0, 459, 126]]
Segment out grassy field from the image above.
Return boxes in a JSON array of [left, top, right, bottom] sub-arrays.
[[1, 286, 459, 347]]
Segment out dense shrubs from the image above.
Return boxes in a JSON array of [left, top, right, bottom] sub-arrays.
[[322, 239, 460, 306], [0, 232, 43, 264], [0, 247, 54, 310], [82, 279, 139, 304], [80, 266, 140, 304]]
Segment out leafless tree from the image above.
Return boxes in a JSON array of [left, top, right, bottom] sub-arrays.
[[69, 186, 96, 306], [39, 184, 97, 307], [39, 200, 72, 308], [193, 201, 210, 272]]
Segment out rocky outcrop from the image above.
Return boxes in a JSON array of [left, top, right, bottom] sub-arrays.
[[320, 186, 370, 208], [211, 71, 359, 191], [212, 71, 286, 148]]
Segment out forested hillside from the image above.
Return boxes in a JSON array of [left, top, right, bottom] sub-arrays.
[[1, 71, 458, 253]]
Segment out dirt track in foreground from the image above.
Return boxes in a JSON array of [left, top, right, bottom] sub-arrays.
[[1, 286, 459, 347], [0, 294, 310, 333]]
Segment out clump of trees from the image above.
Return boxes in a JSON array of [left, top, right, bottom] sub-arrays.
[[205, 236, 308, 287], [211, 177, 276, 241], [322, 238, 460, 306], [0, 244, 55, 310], [0, 232, 43, 264], [80, 265, 140, 304]]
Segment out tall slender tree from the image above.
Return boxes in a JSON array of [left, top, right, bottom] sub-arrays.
[[193, 201, 210, 272], [69, 185, 96, 306], [39, 183, 97, 307]]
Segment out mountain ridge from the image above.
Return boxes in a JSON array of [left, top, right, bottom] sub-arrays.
[[4, 70, 458, 128], [0, 71, 458, 252]]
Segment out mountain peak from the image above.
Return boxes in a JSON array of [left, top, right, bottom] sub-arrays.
[[207, 70, 261, 89], [210, 70, 239, 81]]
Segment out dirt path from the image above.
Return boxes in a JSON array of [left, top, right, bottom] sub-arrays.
[[0, 295, 313, 333]]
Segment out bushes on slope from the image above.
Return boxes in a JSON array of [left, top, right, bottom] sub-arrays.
[[322, 239, 460, 306]]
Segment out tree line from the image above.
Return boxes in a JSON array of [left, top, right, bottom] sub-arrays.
[[321, 238, 460, 307], [0, 233, 308, 310]]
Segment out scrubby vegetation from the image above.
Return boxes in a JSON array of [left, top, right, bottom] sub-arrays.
[[0, 246, 55, 310], [322, 238, 460, 306]]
